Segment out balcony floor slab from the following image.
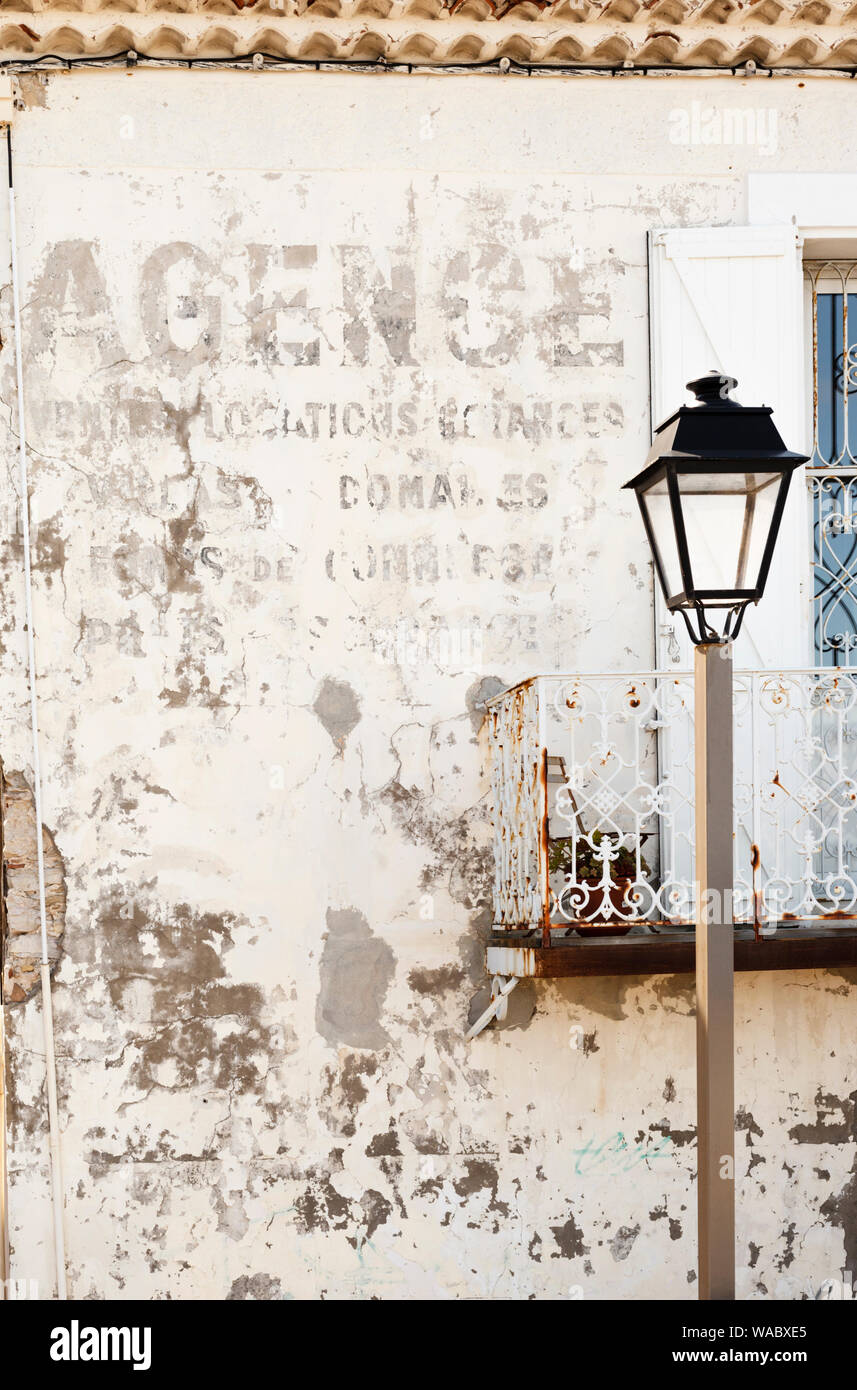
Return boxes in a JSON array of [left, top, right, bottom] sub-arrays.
[[486, 927, 857, 978]]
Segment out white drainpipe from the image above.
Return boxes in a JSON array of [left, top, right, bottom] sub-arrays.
[[5, 111, 68, 1301]]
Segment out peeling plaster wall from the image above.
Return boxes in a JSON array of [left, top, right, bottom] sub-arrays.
[[1, 766, 67, 1002], [0, 69, 855, 1300]]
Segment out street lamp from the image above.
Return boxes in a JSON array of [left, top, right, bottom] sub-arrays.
[[624, 370, 809, 1301], [625, 371, 808, 647]]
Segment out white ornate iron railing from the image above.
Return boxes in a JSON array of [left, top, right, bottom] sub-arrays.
[[486, 670, 857, 934]]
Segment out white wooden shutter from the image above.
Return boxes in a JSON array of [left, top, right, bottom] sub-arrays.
[[648, 225, 810, 670]]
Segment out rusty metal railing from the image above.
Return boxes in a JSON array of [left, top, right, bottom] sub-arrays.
[[486, 670, 857, 932]]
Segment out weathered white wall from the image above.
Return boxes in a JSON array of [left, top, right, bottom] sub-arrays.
[[1, 68, 855, 1300]]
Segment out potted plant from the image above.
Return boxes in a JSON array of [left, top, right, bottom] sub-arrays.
[[548, 830, 650, 937]]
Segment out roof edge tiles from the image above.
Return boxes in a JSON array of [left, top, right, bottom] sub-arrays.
[[0, 0, 855, 65]]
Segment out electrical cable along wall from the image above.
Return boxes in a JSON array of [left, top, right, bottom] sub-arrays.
[[0, 0, 856, 72]]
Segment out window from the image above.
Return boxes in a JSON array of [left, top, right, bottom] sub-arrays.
[[807, 261, 857, 666]]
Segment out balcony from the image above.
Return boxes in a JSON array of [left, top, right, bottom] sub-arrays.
[[485, 670, 857, 977]]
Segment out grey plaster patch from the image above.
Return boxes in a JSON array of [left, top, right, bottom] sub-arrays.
[[458, 907, 494, 987], [465, 674, 506, 736], [212, 1186, 249, 1242], [312, 677, 362, 749], [316, 907, 393, 1050], [227, 1273, 283, 1300], [610, 1223, 641, 1262]]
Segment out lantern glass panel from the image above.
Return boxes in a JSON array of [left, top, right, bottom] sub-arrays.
[[640, 474, 684, 602], [675, 469, 782, 600]]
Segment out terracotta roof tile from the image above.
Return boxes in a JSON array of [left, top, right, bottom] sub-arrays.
[[0, 0, 854, 64]]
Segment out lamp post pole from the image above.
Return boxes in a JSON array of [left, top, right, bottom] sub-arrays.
[[695, 639, 735, 1301], [624, 368, 809, 1301]]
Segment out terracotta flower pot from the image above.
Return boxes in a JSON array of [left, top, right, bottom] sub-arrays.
[[571, 878, 635, 937]]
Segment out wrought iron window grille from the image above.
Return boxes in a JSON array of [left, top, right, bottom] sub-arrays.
[[806, 261, 857, 667]]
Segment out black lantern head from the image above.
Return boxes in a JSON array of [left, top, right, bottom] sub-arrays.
[[624, 371, 809, 646]]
